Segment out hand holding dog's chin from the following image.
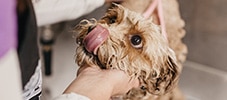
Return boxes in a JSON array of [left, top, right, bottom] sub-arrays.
[[64, 65, 139, 100]]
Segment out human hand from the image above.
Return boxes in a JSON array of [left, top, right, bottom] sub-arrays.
[[64, 65, 139, 100]]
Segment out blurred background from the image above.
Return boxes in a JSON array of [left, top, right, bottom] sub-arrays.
[[39, 0, 227, 100], [178, 0, 227, 99]]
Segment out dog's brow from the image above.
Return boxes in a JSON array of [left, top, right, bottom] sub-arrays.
[[126, 17, 134, 25]]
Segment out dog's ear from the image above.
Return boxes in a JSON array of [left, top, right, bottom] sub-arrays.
[[110, 3, 123, 9], [145, 49, 180, 95], [108, 3, 126, 14], [100, 3, 125, 25]]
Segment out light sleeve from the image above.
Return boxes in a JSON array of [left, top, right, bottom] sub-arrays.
[[33, 0, 105, 26], [53, 92, 91, 100]]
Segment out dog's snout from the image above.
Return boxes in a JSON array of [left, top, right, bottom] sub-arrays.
[[78, 19, 97, 35], [87, 18, 97, 34], [87, 26, 95, 34], [89, 18, 96, 24], [79, 20, 88, 25]]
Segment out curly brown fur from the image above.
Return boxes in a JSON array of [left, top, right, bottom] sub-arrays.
[[118, 0, 187, 100], [74, 4, 181, 99], [120, 0, 187, 72]]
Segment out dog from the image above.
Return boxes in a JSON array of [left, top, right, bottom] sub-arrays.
[[118, 0, 187, 99], [120, 0, 188, 67], [74, 4, 180, 100]]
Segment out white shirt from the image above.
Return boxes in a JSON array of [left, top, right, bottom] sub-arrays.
[[32, 0, 105, 26], [54, 93, 90, 100]]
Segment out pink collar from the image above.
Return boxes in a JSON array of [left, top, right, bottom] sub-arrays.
[[143, 0, 167, 40]]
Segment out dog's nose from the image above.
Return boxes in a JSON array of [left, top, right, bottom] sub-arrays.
[[87, 18, 97, 34], [87, 26, 95, 34], [79, 19, 97, 34]]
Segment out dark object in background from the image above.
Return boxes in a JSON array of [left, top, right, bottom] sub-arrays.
[[17, 0, 39, 89], [17, 0, 41, 99], [40, 26, 55, 76]]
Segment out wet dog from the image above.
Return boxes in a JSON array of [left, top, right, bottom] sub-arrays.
[[74, 4, 180, 100]]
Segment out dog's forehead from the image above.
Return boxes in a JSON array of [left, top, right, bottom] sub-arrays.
[[105, 8, 146, 28], [106, 4, 149, 25], [107, 14, 159, 38], [119, 7, 147, 26], [100, 4, 163, 46]]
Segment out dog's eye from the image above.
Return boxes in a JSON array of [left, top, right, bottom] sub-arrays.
[[130, 35, 143, 48], [108, 16, 117, 24]]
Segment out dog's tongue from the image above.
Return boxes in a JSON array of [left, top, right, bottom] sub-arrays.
[[83, 25, 109, 55]]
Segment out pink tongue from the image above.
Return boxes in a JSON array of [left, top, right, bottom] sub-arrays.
[[83, 25, 109, 55]]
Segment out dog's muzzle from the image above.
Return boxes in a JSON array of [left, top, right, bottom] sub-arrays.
[[83, 25, 109, 55]]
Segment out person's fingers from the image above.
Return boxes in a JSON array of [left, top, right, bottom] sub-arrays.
[[130, 77, 140, 88], [77, 64, 100, 76], [123, 77, 139, 94], [77, 66, 140, 95], [106, 69, 140, 95]]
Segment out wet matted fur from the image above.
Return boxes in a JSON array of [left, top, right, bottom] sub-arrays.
[[118, 0, 187, 99], [74, 4, 181, 99]]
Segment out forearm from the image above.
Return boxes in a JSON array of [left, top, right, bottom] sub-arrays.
[[53, 93, 90, 100], [63, 73, 113, 100], [32, 0, 105, 26]]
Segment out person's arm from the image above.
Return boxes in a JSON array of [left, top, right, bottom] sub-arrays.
[[0, 0, 23, 99], [32, 0, 105, 26], [54, 65, 139, 100], [54, 93, 90, 100]]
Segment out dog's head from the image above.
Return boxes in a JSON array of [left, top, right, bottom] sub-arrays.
[[74, 4, 180, 95]]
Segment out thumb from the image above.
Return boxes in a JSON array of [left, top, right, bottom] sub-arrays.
[[130, 77, 140, 89]]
